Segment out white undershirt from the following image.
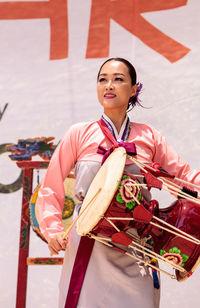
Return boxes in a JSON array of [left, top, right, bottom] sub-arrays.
[[102, 113, 129, 141]]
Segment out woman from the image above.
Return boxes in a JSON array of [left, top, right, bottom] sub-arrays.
[[37, 58, 200, 308]]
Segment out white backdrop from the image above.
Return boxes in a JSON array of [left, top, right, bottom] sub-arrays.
[[0, 0, 200, 307]]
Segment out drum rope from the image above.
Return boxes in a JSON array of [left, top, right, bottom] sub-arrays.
[[150, 219, 200, 245], [128, 241, 185, 272], [98, 224, 185, 272], [161, 180, 200, 204], [98, 216, 185, 272], [125, 177, 200, 205], [125, 250, 176, 279], [127, 155, 200, 191], [123, 180, 200, 245], [104, 217, 120, 232], [126, 231, 152, 249], [89, 229, 185, 273], [91, 234, 176, 279], [88, 234, 113, 247]]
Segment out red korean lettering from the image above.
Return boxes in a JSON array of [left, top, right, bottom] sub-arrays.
[[86, 0, 190, 63], [0, 0, 68, 60]]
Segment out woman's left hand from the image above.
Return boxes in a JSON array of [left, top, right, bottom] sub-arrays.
[[48, 232, 68, 255]]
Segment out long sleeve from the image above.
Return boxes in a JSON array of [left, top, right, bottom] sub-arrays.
[[129, 122, 200, 193], [37, 125, 79, 242], [151, 127, 200, 192], [36, 121, 106, 242]]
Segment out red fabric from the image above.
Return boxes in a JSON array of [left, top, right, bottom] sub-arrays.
[[132, 203, 153, 223], [111, 231, 132, 247], [144, 172, 163, 190], [97, 119, 119, 146], [65, 236, 95, 308], [141, 163, 175, 179], [112, 246, 127, 254], [97, 119, 137, 164]]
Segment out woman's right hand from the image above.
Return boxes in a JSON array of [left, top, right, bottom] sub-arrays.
[[48, 233, 68, 255]]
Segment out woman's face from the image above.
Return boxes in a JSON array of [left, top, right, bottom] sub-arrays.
[[97, 60, 137, 112]]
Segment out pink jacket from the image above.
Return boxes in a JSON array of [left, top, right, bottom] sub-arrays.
[[37, 121, 200, 242]]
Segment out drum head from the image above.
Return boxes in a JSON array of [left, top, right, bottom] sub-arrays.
[[29, 174, 78, 242], [76, 147, 127, 236]]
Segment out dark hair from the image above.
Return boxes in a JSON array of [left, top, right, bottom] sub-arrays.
[[97, 57, 142, 111]]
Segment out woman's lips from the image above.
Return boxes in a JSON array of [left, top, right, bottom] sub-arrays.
[[104, 92, 116, 99]]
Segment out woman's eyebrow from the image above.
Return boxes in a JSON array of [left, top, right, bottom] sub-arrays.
[[99, 73, 125, 77]]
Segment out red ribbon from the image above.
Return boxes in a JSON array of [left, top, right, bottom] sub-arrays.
[[64, 236, 95, 308], [97, 119, 137, 163]]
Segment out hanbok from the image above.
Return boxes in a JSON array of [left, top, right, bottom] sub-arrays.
[[37, 115, 200, 308]]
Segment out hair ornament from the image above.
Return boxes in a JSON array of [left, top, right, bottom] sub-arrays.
[[134, 82, 143, 105], [127, 81, 143, 111]]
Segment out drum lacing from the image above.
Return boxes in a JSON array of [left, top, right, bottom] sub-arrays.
[[104, 217, 120, 232], [141, 235, 152, 248]]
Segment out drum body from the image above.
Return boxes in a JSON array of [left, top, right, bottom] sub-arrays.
[[131, 198, 200, 280], [150, 199, 200, 280], [92, 172, 143, 237], [76, 148, 200, 281]]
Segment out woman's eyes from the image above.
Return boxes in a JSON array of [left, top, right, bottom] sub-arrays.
[[98, 77, 124, 83], [98, 78, 106, 82], [115, 77, 123, 81]]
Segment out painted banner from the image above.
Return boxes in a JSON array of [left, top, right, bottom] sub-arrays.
[[0, 0, 200, 307]]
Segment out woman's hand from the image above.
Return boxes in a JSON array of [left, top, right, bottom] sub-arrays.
[[48, 233, 68, 255]]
